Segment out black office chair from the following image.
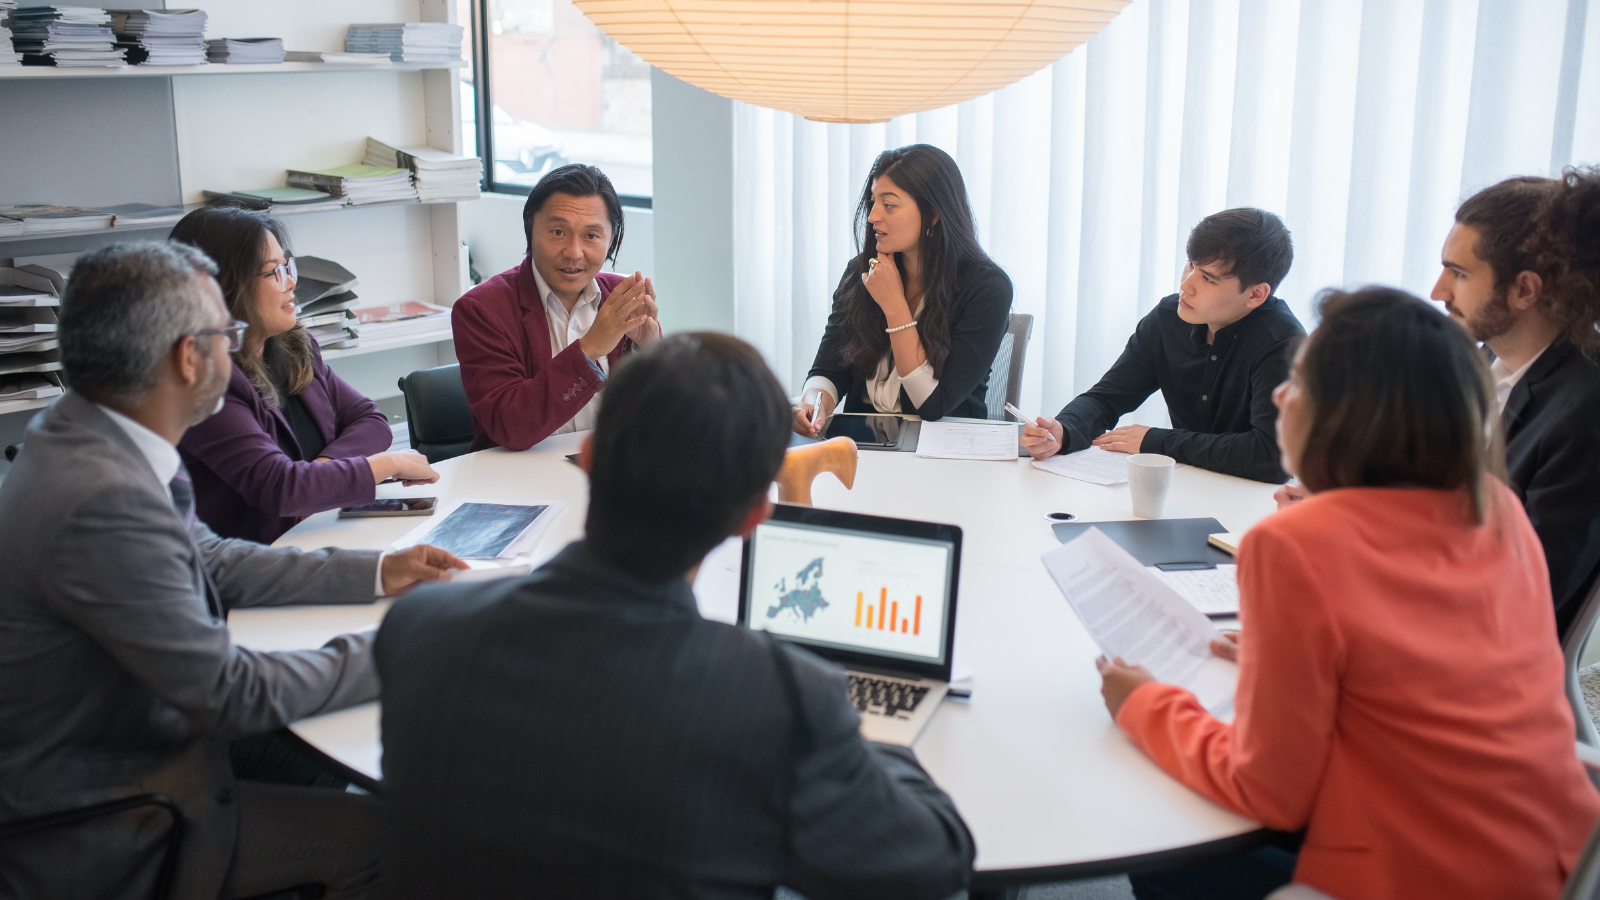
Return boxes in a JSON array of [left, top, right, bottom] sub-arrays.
[[0, 793, 183, 899], [397, 364, 476, 464]]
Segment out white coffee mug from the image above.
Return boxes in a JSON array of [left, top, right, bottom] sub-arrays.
[[1127, 453, 1176, 518]]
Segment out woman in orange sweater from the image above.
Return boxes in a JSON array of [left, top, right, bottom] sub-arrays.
[[1099, 287, 1600, 900]]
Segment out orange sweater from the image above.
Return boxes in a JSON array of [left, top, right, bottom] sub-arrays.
[[1118, 484, 1599, 900]]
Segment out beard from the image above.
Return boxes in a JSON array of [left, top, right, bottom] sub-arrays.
[[1457, 286, 1517, 343], [190, 350, 231, 426]]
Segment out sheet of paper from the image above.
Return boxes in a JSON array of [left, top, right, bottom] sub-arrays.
[[1150, 565, 1239, 616], [1031, 446, 1130, 484], [914, 420, 1018, 460], [1042, 528, 1236, 710], [393, 498, 567, 559]]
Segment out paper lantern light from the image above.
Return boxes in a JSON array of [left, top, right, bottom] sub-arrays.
[[572, 1, 1130, 123]]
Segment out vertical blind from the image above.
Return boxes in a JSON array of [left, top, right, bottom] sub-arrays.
[[731, 0, 1600, 422]]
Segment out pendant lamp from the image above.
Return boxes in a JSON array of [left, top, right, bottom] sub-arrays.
[[572, 1, 1130, 123]]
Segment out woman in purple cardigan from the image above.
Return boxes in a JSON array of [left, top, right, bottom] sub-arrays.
[[171, 207, 438, 543]]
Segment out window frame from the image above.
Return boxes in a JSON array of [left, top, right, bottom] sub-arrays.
[[468, 0, 652, 208]]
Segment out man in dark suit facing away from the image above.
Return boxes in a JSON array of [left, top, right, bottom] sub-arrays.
[[375, 332, 975, 899]]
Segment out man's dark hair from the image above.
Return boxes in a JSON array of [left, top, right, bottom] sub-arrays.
[[1185, 208, 1294, 293], [1455, 176, 1552, 290], [59, 242, 218, 404], [1296, 286, 1503, 525], [1522, 167, 1600, 354], [522, 163, 625, 263], [586, 333, 792, 582]]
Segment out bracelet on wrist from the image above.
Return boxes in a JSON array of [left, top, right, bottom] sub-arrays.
[[885, 320, 918, 334]]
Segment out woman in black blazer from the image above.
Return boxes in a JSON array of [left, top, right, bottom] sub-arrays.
[[794, 144, 1012, 435]]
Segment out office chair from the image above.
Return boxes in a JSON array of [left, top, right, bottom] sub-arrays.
[[397, 364, 476, 464], [0, 793, 183, 899], [1563, 575, 1600, 769], [984, 313, 1034, 421], [1563, 742, 1600, 900]]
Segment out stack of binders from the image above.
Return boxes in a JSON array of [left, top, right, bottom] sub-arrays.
[[344, 22, 463, 64], [113, 8, 207, 66], [0, 2, 21, 67], [11, 6, 125, 67], [363, 138, 481, 202]]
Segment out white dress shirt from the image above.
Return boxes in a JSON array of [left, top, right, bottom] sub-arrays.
[[530, 263, 607, 434], [802, 356, 938, 415], [1491, 344, 1549, 414]]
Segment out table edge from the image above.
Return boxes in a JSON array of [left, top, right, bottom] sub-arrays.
[[968, 827, 1273, 887]]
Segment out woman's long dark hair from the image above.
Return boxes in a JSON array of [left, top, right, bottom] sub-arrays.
[[837, 144, 991, 377], [170, 206, 315, 408]]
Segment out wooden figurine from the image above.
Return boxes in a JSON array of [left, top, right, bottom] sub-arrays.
[[776, 437, 858, 506]]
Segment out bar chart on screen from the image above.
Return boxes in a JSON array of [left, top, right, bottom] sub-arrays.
[[855, 588, 922, 636]]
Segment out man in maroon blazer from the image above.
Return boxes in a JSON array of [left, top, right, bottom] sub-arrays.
[[453, 164, 660, 451]]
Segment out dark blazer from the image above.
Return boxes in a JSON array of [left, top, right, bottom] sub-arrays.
[[178, 343, 392, 543], [376, 541, 975, 900], [806, 256, 1013, 420], [453, 259, 633, 452], [0, 392, 381, 900], [1501, 340, 1600, 636]]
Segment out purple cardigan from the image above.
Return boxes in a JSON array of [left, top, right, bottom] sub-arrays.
[[178, 344, 393, 543]]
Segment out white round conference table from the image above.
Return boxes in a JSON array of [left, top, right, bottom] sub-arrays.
[[230, 431, 1282, 889]]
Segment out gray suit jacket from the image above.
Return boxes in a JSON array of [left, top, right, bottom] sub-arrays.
[[0, 392, 382, 900]]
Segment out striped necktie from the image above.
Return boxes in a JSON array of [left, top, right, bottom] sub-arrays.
[[169, 466, 197, 530]]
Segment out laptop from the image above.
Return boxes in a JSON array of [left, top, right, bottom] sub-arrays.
[[738, 503, 961, 746]]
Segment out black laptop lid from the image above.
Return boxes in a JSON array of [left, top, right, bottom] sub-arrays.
[[738, 504, 960, 682], [1050, 517, 1232, 567]]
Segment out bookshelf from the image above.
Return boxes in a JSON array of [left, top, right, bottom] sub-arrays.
[[0, 0, 470, 472]]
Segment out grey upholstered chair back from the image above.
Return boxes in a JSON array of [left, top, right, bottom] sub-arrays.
[[984, 313, 1034, 420], [1565, 742, 1600, 900], [397, 364, 476, 464], [1563, 575, 1600, 765]]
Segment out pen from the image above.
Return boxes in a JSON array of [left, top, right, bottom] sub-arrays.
[[1004, 402, 1028, 423]]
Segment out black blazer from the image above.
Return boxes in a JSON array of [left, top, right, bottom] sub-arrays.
[[375, 541, 974, 900], [806, 256, 1013, 420], [1501, 340, 1600, 637]]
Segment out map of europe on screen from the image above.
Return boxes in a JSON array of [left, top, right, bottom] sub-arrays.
[[767, 557, 829, 623]]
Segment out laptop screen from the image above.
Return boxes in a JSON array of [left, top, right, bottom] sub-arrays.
[[739, 506, 960, 679]]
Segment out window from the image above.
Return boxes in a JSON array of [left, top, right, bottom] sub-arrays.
[[469, 0, 652, 200]]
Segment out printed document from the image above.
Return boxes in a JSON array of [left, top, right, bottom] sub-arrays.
[[1031, 447, 1130, 484], [1042, 528, 1236, 709], [1150, 565, 1240, 616], [393, 498, 566, 559], [914, 420, 1018, 460]]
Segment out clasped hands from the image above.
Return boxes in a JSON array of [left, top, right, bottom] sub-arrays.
[[578, 271, 660, 361], [1095, 631, 1239, 719]]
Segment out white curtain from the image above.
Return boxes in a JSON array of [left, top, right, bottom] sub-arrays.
[[731, 0, 1600, 423]]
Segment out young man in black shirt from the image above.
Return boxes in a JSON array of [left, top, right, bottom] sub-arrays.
[[1021, 208, 1305, 483]]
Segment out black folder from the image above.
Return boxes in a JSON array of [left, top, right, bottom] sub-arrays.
[[1051, 517, 1233, 567]]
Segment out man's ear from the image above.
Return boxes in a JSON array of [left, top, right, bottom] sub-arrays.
[[173, 335, 203, 388], [1509, 270, 1544, 312], [1244, 282, 1272, 310], [733, 496, 774, 539], [578, 433, 594, 473]]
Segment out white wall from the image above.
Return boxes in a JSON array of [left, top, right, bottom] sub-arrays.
[[650, 69, 734, 335]]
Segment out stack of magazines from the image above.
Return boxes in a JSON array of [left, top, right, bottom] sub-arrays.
[[113, 8, 207, 66], [345, 22, 463, 64], [292, 257, 360, 349], [0, 206, 114, 235], [0, 2, 22, 67], [353, 300, 450, 342], [363, 138, 481, 202], [205, 36, 283, 64], [11, 6, 125, 67], [287, 164, 417, 205]]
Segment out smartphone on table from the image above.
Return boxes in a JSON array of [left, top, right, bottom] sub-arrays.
[[338, 498, 438, 518]]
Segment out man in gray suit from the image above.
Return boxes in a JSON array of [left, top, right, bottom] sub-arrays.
[[377, 333, 974, 899], [0, 243, 464, 900]]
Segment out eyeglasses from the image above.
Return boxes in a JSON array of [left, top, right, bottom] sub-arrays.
[[195, 319, 249, 352], [260, 256, 297, 293]]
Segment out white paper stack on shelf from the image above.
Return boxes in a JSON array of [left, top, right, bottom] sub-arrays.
[[345, 22, 463, 64], [286, 164, 417, 205], [112, 8, 207, 66], [283, 50, 390, 65], [0, 307, 57, 353], [292, 256, 361, 349], [10, 6, 125, 67], [0, 216, 21, 238], [0, 206, 113, 235], [364, 137, 481, 202], [0, 2, 23, 67], [0, 266, 64, 379], [205, 36, 284, 64], [353, 300, 450, 342]]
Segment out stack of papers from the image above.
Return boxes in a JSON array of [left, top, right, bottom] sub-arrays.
[[205, 37, 284, 64], [283, 50, 391, 65], [913, 420, 1018, 460], [0, 372, 63, 403], [363, 138, 481, 202], [100, 203, 188, 227], [0, 307, 58, 353], [0, 2, 22, 67], [0, 206, 113, 235], [0, 265, 63, 307], [354, 300, 450, 341], [11, 6, 125, 67], [286, 164, 417, 205], [1032, 446, 1130, 484], [0, 218, 21, 238], [113, 8, 207, 66], [345, 22, 464, 64]]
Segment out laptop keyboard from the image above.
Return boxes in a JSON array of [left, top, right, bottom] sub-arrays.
[[847, 674, 929, 717]]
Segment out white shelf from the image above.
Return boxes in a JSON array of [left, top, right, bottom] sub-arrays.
[[0, 60, 467, 80], [320, 325, 452, 360], [0, 197, 477, 245], [0, 395, 54, 416]]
